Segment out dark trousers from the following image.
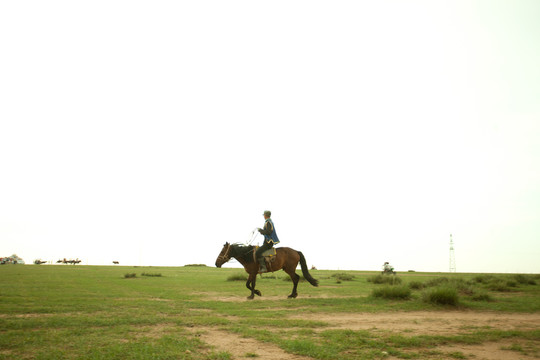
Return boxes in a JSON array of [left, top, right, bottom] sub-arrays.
[[255, 241, 273, 259]]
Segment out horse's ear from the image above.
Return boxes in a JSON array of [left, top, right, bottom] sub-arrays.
[[224, 242, 229, 246]]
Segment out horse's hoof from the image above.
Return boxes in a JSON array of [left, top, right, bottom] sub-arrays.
[[254, 290, 262, 297], [287, 293, 298, 299], [247, 295, 254, 300]]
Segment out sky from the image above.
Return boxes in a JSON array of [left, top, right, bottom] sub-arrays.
[[1, 1, 539, 273]]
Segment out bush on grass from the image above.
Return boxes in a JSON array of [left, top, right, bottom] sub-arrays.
[[367, 274, 402, 285], [470, 291, 493, 302], [487, 279, 515, 292], [422, 286, 459, 306], [472, 274, 496, 284], [141, 272, 162, 277], [124, 273, 137, 279], [227, 273, 248, 282], [372, 285, 411, 300], [425, 277, 450, 287], [331, 273, 355, 282], [512, 274, 537, 285], [408, 281, 425, 290]]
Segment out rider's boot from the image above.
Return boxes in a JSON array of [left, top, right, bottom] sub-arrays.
[[258, 257, 267, 273]]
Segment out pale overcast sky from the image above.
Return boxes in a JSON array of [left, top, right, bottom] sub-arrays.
[[1, 1, 539, 273]]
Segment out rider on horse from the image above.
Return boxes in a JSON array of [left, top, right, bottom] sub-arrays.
[[256, 210, 280, 272]]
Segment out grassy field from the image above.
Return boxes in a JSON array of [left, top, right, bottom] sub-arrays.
[[1, 265, 539, 359]]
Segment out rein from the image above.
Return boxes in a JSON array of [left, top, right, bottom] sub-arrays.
[[219, 243, 256, 264]]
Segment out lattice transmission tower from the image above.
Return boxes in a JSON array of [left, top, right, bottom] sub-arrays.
[[449, 234, 456, 272]]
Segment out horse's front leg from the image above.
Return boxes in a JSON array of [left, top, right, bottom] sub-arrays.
[[247, 273, 256, 299], [246, 273, 261, 300]]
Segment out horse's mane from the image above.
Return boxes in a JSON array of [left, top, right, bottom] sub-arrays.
[[230, 244, 256, 263]]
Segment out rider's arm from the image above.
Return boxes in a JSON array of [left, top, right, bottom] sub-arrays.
[[258, 221, 273, 235]]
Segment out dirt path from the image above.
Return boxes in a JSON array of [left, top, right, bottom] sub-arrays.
[[292, 311, 540, 359], [192, 327, 314, 360], [191, 311, 540, 360], [291, 310, 540, 335]]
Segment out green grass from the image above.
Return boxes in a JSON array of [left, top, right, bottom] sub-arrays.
[[0, 265, 539, 359]]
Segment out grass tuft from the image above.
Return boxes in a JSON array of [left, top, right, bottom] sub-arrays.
[[330, 273, 355, 282], [227, 273, 248, 282], [512, 274, 537, 285], [367, 274, 402, 285], [422, 286, 459, 306], [372, 285, 411, 300], [408, 281, 425, 290], [141, 272, 163, 277], [487, 279, 515, 292], [470, 291, 493, 302]]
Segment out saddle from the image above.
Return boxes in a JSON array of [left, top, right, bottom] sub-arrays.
[[253, 247, 277, 266]]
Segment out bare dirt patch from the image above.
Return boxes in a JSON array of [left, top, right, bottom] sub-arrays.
[[292, 311, 540, 335], [0, 313, 54, 318], [131, 324, 174, 339], [437, 340, 539, 360], [192, 327, 313, 360]]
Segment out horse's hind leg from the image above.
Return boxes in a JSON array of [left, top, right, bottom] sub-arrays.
[[285, 268, 299, 298]]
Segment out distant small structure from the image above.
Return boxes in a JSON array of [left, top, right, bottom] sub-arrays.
[[113, 261, 119, 265], [1, 254, 25, 265], [449, 234, 456, 272], [34, 259, 47, 265]]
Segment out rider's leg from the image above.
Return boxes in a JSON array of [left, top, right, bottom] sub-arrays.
[[255, 242, 271, 272]]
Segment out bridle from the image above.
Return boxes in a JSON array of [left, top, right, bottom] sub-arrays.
[[217, 243, 232, 264]]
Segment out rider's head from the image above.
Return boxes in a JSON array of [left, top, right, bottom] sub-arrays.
[[263, 210, 271, 219]]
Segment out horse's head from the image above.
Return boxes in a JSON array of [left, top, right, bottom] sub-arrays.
[[215, 242, 232, 268]]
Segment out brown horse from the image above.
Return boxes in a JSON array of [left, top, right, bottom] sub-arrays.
[[215, 242, 318, 299]]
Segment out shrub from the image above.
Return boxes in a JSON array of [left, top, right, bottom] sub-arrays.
[[372, 285, 411, 300], [367, 275, 402, 285], [331, 273, 355, 282], [470, 291, 493, 302], [513, 274, 537, 285], [425, 277, 449, 287], [457, 285, 476, 296], [227, 273, 248, 282], [472, 274, 496, 284], [487, 279, 514, 292], [184, 264, 207, 267], [506, 280, 518, 288], [422, 286, 459, 306], [141, 272, 162, 277], [408, 281, 425, 290], [124, 273, 137, 279]]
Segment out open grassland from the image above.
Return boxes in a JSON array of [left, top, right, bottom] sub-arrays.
[[1, 265, 539, 359]]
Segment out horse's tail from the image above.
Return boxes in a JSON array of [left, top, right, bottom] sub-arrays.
[[297, 251, 319, 287]]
